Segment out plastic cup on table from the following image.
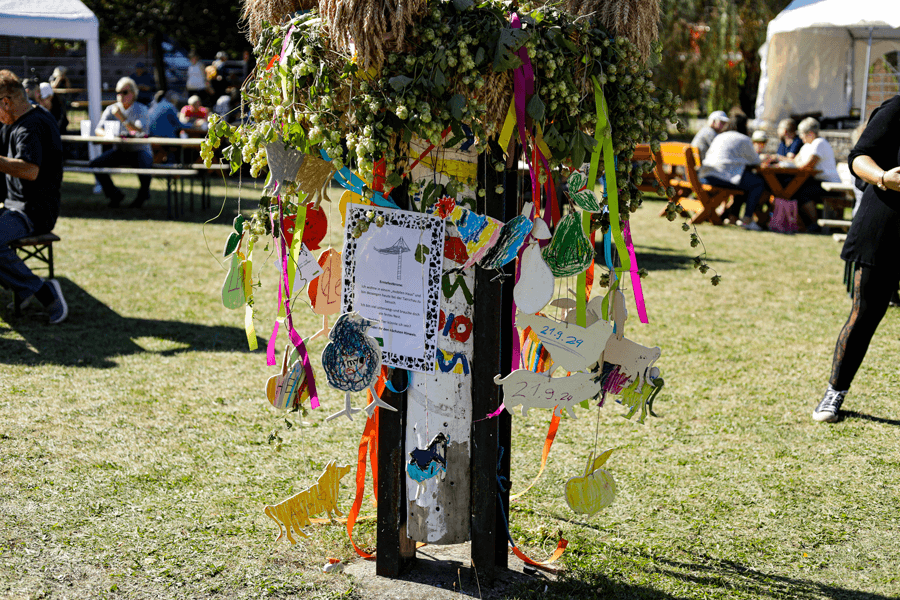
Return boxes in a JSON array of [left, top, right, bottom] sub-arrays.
[[80, 120, 92, 137]]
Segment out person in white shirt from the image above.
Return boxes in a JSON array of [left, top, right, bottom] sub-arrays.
[[788, 117, 841, 233], [698, 114, 766, 230], [691, 110, 730, 162]]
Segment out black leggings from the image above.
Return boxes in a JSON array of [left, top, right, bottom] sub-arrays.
[[830, 263, 900, 390]]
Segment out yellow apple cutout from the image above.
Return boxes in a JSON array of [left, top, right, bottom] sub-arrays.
[[564, 448, 617, 517]]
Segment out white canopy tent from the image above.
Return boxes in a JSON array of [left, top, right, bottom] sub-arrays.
[[755, 0, 900, 126], [0, 0, 102, 138]]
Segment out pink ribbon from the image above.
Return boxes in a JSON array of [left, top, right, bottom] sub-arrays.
[[276, 196, 320, 409], [622, 222, 648, 324], [267, 321, 280, 366]]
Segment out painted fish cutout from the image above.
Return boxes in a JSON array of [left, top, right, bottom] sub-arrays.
[[494, 370, 604, 418]]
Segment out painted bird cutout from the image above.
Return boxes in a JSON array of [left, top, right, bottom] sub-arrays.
[[407, 432, 449, 500], [322, 312, 397, 421], [566, 169, 603, 212], [515, 311, 615, 374]]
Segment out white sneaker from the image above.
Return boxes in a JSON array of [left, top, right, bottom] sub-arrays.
[[46, 279, 68, 324], [813, 386, 846, 422], [741, 221, 763, 231]]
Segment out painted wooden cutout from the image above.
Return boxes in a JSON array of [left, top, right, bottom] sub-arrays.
[[283, 205, 328, 251], [322, 312, 396, 421], [292, 244, 324, 293], [375, 237, 411, 281], [223, 214, 245, 257], [407, 432, 449, 500], [494, 370, 604, 418], [513, 243, 555, 314], [480, 214, 532, 270], [441, 203, 503, 269], [620, 367, 663, 423], [339, 189, 371, 226], [263, 461, 352, 544], [266, 344, 307, 409], [566, 169, 603, 212], [264, 139, 306, 193], [307, 249, 342, 342], [308, 249, 342, 316], [564, 449, 616, 517], [531, 217, 552, 240], [222, 252, 245, 309], [601, 335, 661, 392], [541, 212, 594, 277], [516, 312, 614, 374]]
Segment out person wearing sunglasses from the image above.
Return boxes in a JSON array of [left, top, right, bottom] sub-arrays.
[[90, 77, 152, 208], [0, 70, 67, 323]]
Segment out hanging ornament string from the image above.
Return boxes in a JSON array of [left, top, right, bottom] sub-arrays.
[[497, 447, 567, 571]]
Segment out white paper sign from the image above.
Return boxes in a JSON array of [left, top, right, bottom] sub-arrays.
[[343, 204, 444, 372]]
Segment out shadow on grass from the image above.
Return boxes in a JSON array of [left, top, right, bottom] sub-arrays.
[[0, 278, 261, 368], [544, 546, 897, 600], [61, 177, 259, 226], [594, 242, 733, 273], [840, 410, 900, 427]]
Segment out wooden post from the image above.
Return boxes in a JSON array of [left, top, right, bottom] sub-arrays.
[[406, 140, 476, 544], [471, 152, 515, 573], [376, 183, 417, 578]]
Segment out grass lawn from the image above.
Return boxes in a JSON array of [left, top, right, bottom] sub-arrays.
[[2, 173, 899, 599]]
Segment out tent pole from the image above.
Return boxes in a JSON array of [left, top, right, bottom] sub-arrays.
[[86, 33, 102, 160], [847, 31, 854, 118], [860, 28, 874, 125]]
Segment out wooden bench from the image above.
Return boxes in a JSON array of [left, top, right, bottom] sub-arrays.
[[64, 164, 199, 218], [648, 142, 706, 218], [8, 232, 60, 316]]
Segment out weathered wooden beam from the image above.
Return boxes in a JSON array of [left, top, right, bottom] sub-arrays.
[[471, 152, 516, 573]]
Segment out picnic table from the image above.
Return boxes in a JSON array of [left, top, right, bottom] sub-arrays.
[[60, 134, 222, 218], [757, 164, 819, 199]]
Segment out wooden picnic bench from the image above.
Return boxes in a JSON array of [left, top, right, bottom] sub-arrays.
[[650, 142, 742, 225], [64, 164, 199, 218]]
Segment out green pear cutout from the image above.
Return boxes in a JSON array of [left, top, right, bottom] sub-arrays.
[[541, 212, 594, 277], [222, 253, 246, 309]]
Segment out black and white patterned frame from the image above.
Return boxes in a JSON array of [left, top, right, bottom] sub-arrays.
[[343, 203, 445, 373]]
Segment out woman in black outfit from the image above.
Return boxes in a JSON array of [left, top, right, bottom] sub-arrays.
[[814, 95, 900, 422]]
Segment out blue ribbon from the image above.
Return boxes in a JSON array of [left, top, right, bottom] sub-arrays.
[[319, 149, 400, 209]]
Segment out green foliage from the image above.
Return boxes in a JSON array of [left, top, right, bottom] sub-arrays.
[[655, 0, 792, 115]]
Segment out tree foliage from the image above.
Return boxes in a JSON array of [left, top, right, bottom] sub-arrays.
[[654, 0, 792, 117], [82, 0, 248, 58]]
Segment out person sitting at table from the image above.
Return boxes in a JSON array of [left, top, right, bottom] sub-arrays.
[[179, 95, 209, 130], [148, 90, 182, 163], [786, 117, 841, 233], [776, 118, 803, 159], [751, 130, 768, 155], [38, 82, 68, 134], [90, 77, 153, 208], [698, 113, 766, 231], [813, 94, 900, 422], [0, 70, 67, 323], [691, 110, 730, 162], [49, 66, 71, 93]]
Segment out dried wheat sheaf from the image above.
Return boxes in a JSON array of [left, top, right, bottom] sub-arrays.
[[318, 0, 430, 70], [562, 0, 659, 61], [242, 0, 317, 44]]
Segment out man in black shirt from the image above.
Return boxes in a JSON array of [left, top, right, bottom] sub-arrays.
[[0, 70, 67, 323]]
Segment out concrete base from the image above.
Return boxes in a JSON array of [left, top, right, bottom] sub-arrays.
[[343, 541, 557, 599]]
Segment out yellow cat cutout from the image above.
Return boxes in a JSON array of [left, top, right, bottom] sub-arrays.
[[263, 461, 352, 544]]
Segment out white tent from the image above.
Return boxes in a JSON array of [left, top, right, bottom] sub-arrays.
[[0, 0, 102, 137], [755, 0, 900, 126]]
